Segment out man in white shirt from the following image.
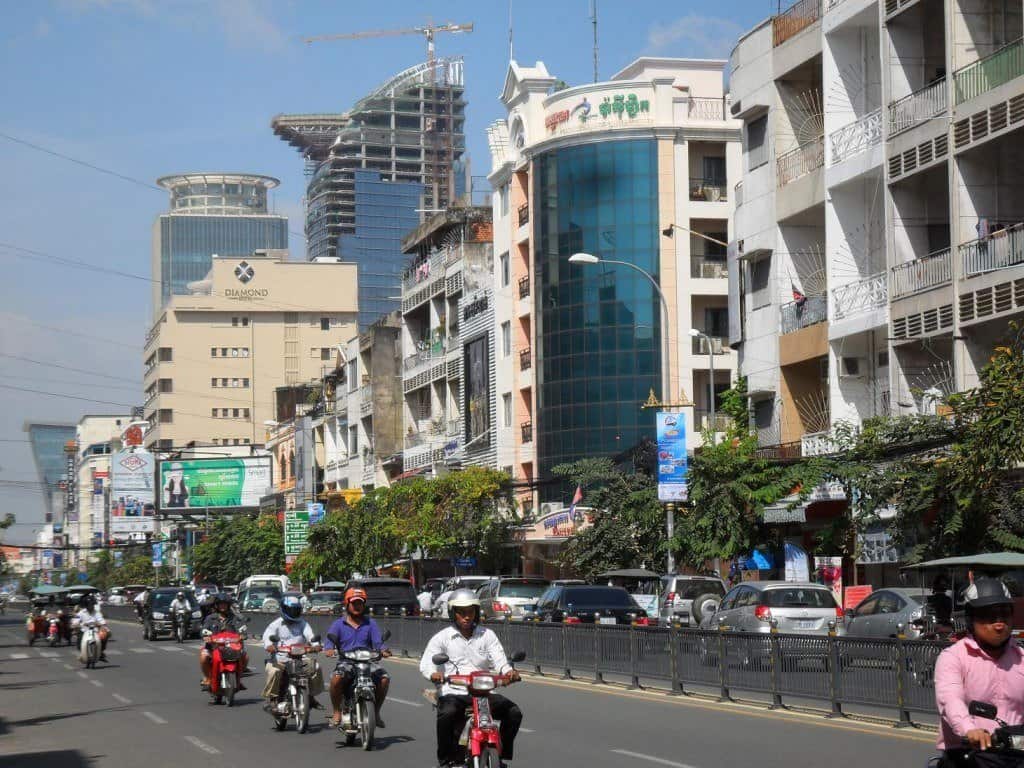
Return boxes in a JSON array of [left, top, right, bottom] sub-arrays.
[[418, 587, 434, 615], [75, 594, 110, 661], [260, 595, 324, 708], [420, 589, 523, 767]]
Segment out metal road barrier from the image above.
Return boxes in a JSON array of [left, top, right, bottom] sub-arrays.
[[99, 605, 946, 725]]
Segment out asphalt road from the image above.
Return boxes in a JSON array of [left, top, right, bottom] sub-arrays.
[[0, 614, 939, 768]]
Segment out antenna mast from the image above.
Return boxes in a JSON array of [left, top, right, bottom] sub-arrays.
[[591, 0, 599, 83]]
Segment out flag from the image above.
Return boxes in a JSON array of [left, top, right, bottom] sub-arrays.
[[791, 284, 807, 309], [569, 485, 583, 523]]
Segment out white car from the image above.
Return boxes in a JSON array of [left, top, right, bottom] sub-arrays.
[[106, 588, 128, 606], [432, 576, 494, 618]]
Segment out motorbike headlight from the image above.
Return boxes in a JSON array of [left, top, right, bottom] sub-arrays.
[[152, 612, 165, 619], [349, 649, 373, 662], [471, 675, 496, 692], [192, 611, 202, 619]]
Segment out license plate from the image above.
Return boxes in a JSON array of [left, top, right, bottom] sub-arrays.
[[599, 617, 617, 625], [792, 620, 816, 630]]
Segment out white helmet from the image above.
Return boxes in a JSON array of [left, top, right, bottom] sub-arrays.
[[447, 588, 482, 623]]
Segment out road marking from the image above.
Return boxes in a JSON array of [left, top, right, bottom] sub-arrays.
[[37, 650, 58, 658], [184, 736, 220, 755], [63, 664, 73, 670], [9, 653, 28, 659], [388, 696, 424, 708], [142, 711, 167, 725], [520, 727, 535, 733], [130, 648, 155, 654], [105, 649, 123, 656], [112, 693, 132, 704], [90, 679, 104, 688], [160, 645, 182, 652], [76, 671, 89, 679], [611, 750, 698, 768]]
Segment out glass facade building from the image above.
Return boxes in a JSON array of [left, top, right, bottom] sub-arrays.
[[338, 170, 423, 330], [534, 139, 661, 490], [25, 423, 76, 522]]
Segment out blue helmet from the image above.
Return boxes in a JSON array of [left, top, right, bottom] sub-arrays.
[[281, 594, 303, 621]]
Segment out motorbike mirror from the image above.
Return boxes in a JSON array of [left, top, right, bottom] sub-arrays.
[[432, 653, 450, 666], [268, 634, 279, 644], [327, 632, 340, 647], [510, 651, 526, 663], [381, 629, 392, 642], [969, 701, 998, 720], [310, 634, 321, 644]]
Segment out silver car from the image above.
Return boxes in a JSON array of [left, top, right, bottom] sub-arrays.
[[477, 577, 550, 621], [842, 588, 932, 639], [700, 581, 842, 635], [659, 575, 727, 626]]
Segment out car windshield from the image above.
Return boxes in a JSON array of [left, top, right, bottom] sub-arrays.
[[563, 587, 635, 607], [244, 588, 281, 605], [662, 578, 727, 599], [497, 581, 548, 598], [152, 593, 197, 611], [309, 592, 342, 605], [763, 587, 837, 608]]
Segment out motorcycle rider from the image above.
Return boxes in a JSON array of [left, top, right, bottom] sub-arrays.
[[935, 577, 1024, 766], [169, 591, 191, 633], [199, 593, 247, 690], [260, 594, 324, 712], [420, 588, 523, 768], [74, 593, 109, 662], [324, 587, 391, 729]]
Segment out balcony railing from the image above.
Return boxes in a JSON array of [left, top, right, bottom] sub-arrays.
[[689, 177, 728, 202], [518, 275, 530, 299], [955, 38, 1024, 105], [888, 79, 947, 136], [773, 0, 822, 47], [890, 248, 952, 298], [521, 421, 533, 443], [688, 97, 726, 120], [801, 430, 836, 457], [404, 346, 446, 373], [961, 222, 1024, 278], [447, 418, 463, 437], [519, 348, 532, 371], [690, 256, 728, 279], [691, 335, 728, 355], [831, 272, 888, 321], [517, 203, 529, 227], [780, 295, 828, 334], [828, 108, 882, 166], [402, 252, 444, 292], [693, 410, 732, 433], [884, 0, 916, 17], [776, 136, 825, 187]]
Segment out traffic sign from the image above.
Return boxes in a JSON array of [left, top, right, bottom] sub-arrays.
[[284, 509, 310, 557]]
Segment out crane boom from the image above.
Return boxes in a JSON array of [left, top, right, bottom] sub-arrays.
[[302, 21, 473, 62]]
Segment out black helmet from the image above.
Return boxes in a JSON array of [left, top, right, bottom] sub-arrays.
[[965, 577, 1014, 611], [280, 594, 303, 621], [213, 592, 231, 608], [81, 594, 96, 609]]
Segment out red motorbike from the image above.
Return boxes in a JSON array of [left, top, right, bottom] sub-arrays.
[[431, 650, 526, 768], [207, 629, 246, 706]]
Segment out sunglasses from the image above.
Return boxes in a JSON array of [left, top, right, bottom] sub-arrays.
[[974, 606, 1014, 623]]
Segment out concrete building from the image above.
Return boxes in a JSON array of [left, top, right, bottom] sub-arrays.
[[487, 58, 741, 507], [142, 250, 358, 453], [399, 207, 495, 478], [152, 173, 288, 314], [24, 422, 76, 526], [71, 415, 133, 563]]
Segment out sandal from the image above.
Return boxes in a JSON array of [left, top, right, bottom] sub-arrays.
[[329, 713, 342, 728]]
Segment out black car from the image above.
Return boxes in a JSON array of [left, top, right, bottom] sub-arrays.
[[141, 588, 201, 641], [534, 585, 649, 625], [345, 577, 419, 616]]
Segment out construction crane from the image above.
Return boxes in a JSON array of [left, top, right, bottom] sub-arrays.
[[302, 21, 473, 66]]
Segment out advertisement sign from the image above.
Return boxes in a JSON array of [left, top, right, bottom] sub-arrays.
[[655, 411, 688, 502], [111, 449, 156, 534], [814, 556, 843, 606], [465, 336, 491, 444], [519, 508, 592, 542], [784, 541, 810, 582], [306, 502, 325, 525], [159, 456, 272, 511], [284, 509, 309, 557], [151, 542, 163, 567], [65, 452, 76, 512]]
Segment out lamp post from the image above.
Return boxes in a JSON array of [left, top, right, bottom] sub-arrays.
[[568, 252, 675, 572], [688, 328, 716, 442]]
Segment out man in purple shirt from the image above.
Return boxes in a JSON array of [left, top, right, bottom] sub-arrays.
[[324, 587, 391, 729], [935, 577, 1024, 766]]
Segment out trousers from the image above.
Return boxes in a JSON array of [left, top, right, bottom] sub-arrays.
[[262, 660, 324, 699], [436, 693, 522, 763]]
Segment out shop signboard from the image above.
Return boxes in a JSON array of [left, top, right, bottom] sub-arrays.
[[655, 411, 688, 502]]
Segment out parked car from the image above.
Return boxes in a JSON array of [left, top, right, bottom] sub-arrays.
[[306, 590, 344, 614], [432, 576, 494, 617], [237, 585, 283, 612], [842, 588, 932, 639], [699, 581, 842, 635], [106, 586, 128, 606], [659, 574, 727, 626], [478, 577, 550, 621], [123, 584, 149, 603], [534, 584, 650, 625], [345, 577, 419, 616], [141, 587, 202, 641]]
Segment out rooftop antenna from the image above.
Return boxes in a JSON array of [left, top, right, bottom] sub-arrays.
[[508, 0, 514, 60], [590, 0, 599, 83]]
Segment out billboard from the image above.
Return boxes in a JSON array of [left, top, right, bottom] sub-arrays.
[[465, 336, 490, 443], [111, 449, 156, 534], [656, 411, 688, 502], [159, 456, 272, 511]]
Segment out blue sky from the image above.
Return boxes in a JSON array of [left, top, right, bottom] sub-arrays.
[[0, 0, 765, 542]]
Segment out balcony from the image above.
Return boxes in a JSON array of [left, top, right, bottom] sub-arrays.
[[888, 79, 947, 136], [689, 177, 728, 202], [690, 256, 727, 279], [518, 275, 530, 299], [890, 248, 952, 298], [404, 346, 446, 375], [961, 223, 1024, 278], [693, 410, 732, 432], [402, 252, 444, 293], [883, 0, 917, 17], [691, 335, 727, 355], [828, 108, 882, 166], [446, 418, 463, 437], [776, 137, 825, 187], [801, 430, 836, 457], [773, 0, 822, 47], [831, 272, 888, 321], [519, 348, 532, 371], [688, 97, 726, 121], [520, 421, 533, 443], [780, 295, 827, 334], [517, 203, 529, 227], [955, 38, 1024, 105]]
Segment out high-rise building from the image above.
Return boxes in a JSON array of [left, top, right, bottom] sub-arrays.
[[24, 422, 76, 525], [488, 58, 741, 509], [152, 173, 289, 314]]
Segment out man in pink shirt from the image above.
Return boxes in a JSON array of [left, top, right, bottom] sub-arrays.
[[934, 577, 1024, 766]]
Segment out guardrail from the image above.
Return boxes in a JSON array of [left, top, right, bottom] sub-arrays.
[[954, 37, 1024, 105], [780, 295, 827, 333], [960, 222, 1024, 277], [888, 79, 947, 136], [831, 272, 888, 320], [776, 136, 824, 187], [773, 0, 822, 47], [890, 248, 952, 298], [828, 108, 882, 166], [688, 97, 726, 120]]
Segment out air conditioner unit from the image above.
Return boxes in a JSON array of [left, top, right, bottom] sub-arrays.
[[839, 356, 865, 378]]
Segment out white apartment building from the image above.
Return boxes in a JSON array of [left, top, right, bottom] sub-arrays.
[[70, 415, 132, 563], [730, 0, 1024, 458]]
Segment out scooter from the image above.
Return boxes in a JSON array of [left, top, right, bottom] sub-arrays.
[[174, 609, 190, 644], [267, 634, 321, 733], [327, 629, 391, 750], [207, 626, 247, 707], [958, 700, 1024, 766], [79, 619, 102, 669], [47, 613, 62, 647], [430, 650, 527, 768]]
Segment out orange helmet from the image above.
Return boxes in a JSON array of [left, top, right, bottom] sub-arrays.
[[344, 587, 368, 606]]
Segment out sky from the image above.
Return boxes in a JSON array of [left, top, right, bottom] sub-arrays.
[[0, 0, 768, 542]]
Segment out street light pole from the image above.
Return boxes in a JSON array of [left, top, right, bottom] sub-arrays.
[[569, 252, 675, 573]]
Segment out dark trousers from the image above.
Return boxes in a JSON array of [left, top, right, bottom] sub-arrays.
[[939, 749, 1024, 767], [436, 693, 522, 763]]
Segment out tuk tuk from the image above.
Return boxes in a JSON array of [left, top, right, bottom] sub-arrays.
[[26, 586, 72, 646], [597, 569, 663, 617]]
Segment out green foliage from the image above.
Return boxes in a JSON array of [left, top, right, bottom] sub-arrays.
[[86, 550, 116, 591], [191, 515, 284, 586]]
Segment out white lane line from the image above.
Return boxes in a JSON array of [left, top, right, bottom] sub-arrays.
[[76, 671, 89, 679], [37, 650, 59, 658], [130, 648, 155, 654], [520, 727, 535, 733], [9, 653, 28, 659], [63, 663, 74, 670], [160, 645, 182, 652], [184, 736, 221, 755], [142, 711, 168, 725], [388, 696, 424, 708], [113, 693, 132, 704], [90, 679, 104, 688], [610, 750, 698, 768], [105, 649, 124, 656]]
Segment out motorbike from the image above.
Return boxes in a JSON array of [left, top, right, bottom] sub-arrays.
[[430, 650, 527, 768], [207, 626, 247, 706], [47, 613, 63, 647], [941, 700, 1024, 767], [79, 619, 102, 669], [267, 633, 321, 733], [174, 609, 190, 644], [327, 629, 391, 750]]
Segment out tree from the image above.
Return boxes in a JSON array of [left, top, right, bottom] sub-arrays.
[[191, 515, 284, 586], [87, 550, 116, 591]]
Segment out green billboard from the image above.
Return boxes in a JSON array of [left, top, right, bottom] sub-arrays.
[[158, 457, 272, 510]]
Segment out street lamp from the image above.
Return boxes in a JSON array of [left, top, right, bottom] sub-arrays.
[[688, 328, 716, 442], [569, 251, 675, 572], [661, 223, 729, 249]]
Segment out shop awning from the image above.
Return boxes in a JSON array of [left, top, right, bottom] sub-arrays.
[[902, 552, 1024, 571]]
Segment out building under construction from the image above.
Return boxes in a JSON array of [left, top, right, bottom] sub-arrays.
[[272, 57, 468, 263]]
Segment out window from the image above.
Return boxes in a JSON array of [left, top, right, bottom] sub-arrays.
[[349, 426, 358, 454], [231, 348, 239, 357], [750, 256, 772, 309], [502, 393, 512, 427], [211, 347, 217, 357], [231, 378, 239, 388], [233, 439, 241, 446], [703, 156, 727, 185], [242, 378, 249, 388], [233, 408, 240, 418], [499, 184, 509, 217], [754, 400, 773, 430], [158, 409, 173, 424], [321, 347, 332, 361], [241, 348, 250, 357], [320, 317, 331, 331], [211, 408, 218, 418], [221, 348, 228, 357], [158, 378, 173, 393], [158, 347, 172, 362], [289, 450, 295, 479], [746, 115, 769, 170], [705, 307, 728, 338], [243, 408, 250, 419], [232, 317, 239, 327], [499, 253, 510, 287], [211, 378, 218, 387], [243, 438, 251, 444], [347, 360, 358, 393], [231, 316, 249, 327], [501, 322, 511, 357]]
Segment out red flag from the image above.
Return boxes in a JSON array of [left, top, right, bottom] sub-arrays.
[[569, 485, 583, 522]]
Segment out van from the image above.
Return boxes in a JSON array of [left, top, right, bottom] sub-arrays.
[[238, 574, 290, 594]]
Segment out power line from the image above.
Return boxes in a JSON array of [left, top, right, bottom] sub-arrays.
[[0, 353, 126, 381]]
